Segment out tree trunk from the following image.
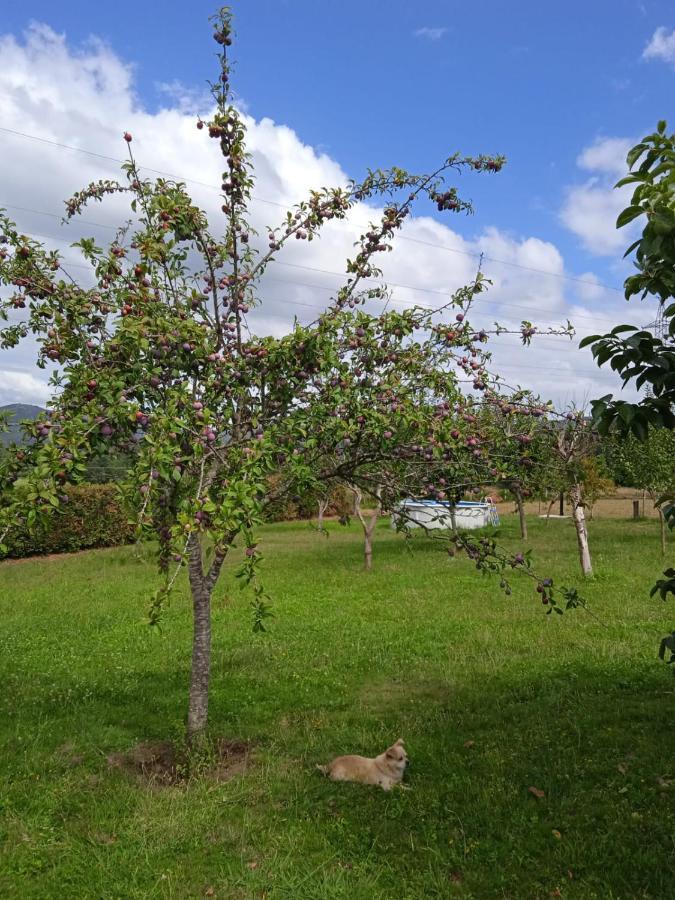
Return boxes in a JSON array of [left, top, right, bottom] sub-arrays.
[[449, 503, 457, 533], [353, 485, 381, 571], [545, 496, 556, 523], [186, 534, 228, 742], [364, 530, 373, 570], [658, 507, 667, 557], [570, 483, 592, 577], [317, 497, 329, 532], [514, 487, 528, 540]]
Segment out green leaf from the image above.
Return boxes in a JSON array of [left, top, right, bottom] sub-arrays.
[[626, 143, 647, 169], [579, 334, 602, 349], [622, 238, 642, 258], [616, 205, 644, 229], [618, 404, 635, 425], [614, 174, 647, 188], [610, 324, 639, 335]]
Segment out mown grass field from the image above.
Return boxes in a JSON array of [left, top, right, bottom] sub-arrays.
[[0, 515, 673, 899]]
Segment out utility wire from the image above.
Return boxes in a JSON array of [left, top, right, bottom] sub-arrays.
[[0, 125, 626, 294], [8, 220, 626, 330]]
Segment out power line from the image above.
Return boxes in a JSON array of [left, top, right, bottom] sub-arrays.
[[0, 125, 625, 296], [8, 218, 625, 330], [1, 203, 118, 231], [0, 210, 614, 323], [265, 262, 624, 326]]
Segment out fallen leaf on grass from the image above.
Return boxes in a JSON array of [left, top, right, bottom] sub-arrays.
[[656, 776, 671, 791], [204, 888, 215, 897], [552, 829, 562, 840], [463, 740, 475, 749], [528, 786, 545, 799], [449, 869, 463, 883], [94, 833, 117, 845], [246, 861, 258, 870], [617, 763, 628, 775]]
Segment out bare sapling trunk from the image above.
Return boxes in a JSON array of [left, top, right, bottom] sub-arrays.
[[446, 502, 458, 555], [353, 485, 382, 571], [545, 496, 556, 523], [317, 497, 329, 533], [449, 503, 458, 533], [514, 485, 527, 540], [569, 483, 593, 577], [658, 507, 667, 557], [186, 533, 228, 742]]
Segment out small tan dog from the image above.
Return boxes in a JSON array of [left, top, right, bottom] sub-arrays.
[[317, 739, 408, 790]]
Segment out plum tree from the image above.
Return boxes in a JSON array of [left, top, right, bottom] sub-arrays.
[[0, 7, 584, 741]]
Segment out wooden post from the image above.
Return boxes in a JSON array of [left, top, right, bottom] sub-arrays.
[[559, 492, 564, 516], [633, 500, 640, 520]]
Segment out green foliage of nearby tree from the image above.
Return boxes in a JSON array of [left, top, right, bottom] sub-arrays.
[[583, 121, 675, 438], [582, 122, 675, 615]]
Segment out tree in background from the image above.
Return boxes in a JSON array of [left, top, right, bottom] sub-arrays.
[[577, 456, 616, 521], [606, 429, 675, 555], [484, 394, 555, 541]]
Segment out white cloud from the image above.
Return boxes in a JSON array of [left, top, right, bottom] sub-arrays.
[[643, 26, 675, 67], [560, 136, 637, 256], [560, 181, 629, 255], [574, 272, 604, 302], [577, 137, 632, 176], [0, 22, 637, 410], [0, 370, 52, 406], [414, 27, 447, 41], [154, 79, 213, 114]]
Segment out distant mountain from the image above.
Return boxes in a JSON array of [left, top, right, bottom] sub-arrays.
[[0, 404, 44, 446]]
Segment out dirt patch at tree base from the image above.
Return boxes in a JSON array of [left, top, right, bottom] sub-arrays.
[[106, 738, 251, 786]]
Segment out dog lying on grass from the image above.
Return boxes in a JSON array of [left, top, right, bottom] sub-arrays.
[[317, 738, 408, 790]]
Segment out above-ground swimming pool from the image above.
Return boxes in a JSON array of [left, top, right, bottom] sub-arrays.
[[391, 498, 500, 530]]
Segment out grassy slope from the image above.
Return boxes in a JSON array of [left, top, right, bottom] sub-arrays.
[[0, 516, 673, 899]]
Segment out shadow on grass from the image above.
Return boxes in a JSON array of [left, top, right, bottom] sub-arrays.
[[1, 658, 673, 898], [286, 664, 675, 898]]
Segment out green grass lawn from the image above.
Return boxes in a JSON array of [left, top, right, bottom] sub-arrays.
[[0, 516, 673, 899]]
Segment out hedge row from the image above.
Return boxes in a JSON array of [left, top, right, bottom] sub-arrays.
[[5, 483, 135, 558], [4, 481, 355, 559]]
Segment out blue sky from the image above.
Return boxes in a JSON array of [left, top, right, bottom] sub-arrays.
[[4, 0, 672, 277], [0, 1, 673, 405]]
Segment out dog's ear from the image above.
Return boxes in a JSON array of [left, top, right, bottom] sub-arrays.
[[386, 739, 405, 758]]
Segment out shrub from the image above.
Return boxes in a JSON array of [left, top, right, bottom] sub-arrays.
[[264, 479, 352, 522], [5, 483, 134, 558]]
